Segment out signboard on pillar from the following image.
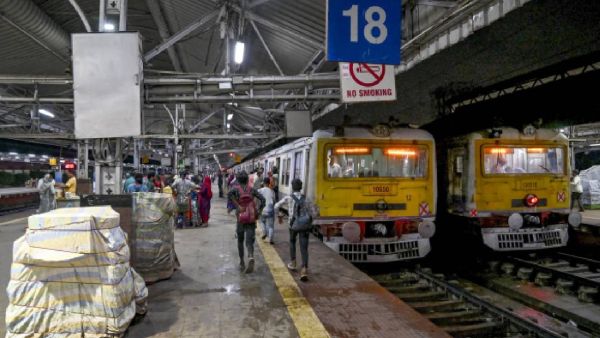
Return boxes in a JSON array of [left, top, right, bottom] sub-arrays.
[[72, 32, 143, 139], [326, 0, 401, 64], [339, 62, 396, 102]]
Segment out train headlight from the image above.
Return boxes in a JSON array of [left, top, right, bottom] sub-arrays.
[[418, 221, 436, 238], [508, 213, 523, 230], [342, 222, 361, 243], [568, 212, 582, 228]]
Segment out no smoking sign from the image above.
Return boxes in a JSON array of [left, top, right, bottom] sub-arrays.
[[340, 62, 396, 103]]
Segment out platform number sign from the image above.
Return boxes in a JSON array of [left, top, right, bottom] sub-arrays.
[[327, 0, 401, 65]]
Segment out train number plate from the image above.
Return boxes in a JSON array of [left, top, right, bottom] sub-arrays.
[[515, 181, 540, 190], [363, 185, 396, 196]]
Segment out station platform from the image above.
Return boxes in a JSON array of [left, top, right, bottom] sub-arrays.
[[0, 194, 448, 338], [582, 210, 600, 226]]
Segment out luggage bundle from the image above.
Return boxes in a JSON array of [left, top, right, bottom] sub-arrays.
[[5, 206, 147, 337], [132, 192, 180, 283]]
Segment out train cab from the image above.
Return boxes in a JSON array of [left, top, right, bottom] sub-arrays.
[[307, 126, 437, 263], [445, 127, 581, 251]]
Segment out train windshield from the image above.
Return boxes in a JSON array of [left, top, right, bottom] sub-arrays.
[[482, 146, 565, 175], [326, 145, 428, 178]]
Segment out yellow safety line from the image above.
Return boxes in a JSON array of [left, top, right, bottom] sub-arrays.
[[0, 216, 27, 226], [256, 232, 331, 338]]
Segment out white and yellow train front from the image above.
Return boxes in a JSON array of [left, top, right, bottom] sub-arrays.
[[306, 127, 437, 263]]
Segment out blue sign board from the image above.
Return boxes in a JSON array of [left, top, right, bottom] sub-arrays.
[[327, 0, 402, 65]]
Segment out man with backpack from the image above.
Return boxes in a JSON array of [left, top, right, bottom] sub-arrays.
[[274, 178, 313, 281], [228, 171, 266, 273]]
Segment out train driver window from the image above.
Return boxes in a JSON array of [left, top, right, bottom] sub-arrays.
[[326, 145, 427, 178], [483, 146, 564, 175]]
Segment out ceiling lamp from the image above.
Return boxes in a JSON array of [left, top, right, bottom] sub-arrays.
[[227, 113, 234, 121], [104, 23, 115, 31], [234, 41, 245, 64], [39, 109, 54, 118]]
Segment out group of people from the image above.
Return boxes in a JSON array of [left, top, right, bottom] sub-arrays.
[[37, 170, 77, 213], [227, 168, 311, 282], [123, 171, 214, 228]]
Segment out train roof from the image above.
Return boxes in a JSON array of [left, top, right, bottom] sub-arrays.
[[460, 127, 568, 143], [313, 127, 435, 141]]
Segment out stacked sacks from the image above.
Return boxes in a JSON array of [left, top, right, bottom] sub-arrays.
[[5, 206, 148, 337], [132, 192, 180, 283], [581, 165, 600, 209]]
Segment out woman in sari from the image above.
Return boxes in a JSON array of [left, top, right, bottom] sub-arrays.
[[199, 175, 212, 226]]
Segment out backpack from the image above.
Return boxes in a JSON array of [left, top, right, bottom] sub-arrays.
[[291, 195, 312, 232], [237, 186, 257, 224]]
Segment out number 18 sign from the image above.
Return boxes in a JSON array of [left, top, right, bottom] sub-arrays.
[[327, 0, 401, 65]]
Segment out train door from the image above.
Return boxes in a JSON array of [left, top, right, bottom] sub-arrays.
[[447, 147, 468, 213]]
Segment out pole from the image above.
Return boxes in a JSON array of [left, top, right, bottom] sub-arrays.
[[174, 104, 179, 173], [98, 0, 106, 32], [119, 0, 128, 31]]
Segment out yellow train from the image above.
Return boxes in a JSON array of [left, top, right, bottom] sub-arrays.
[[443, 127, 581, 251], [235, 126, 437, 263]]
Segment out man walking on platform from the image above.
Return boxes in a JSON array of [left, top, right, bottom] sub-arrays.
[[274, 178, 313, 281], [228, 171, 265, 273], [258, 177, 276, 244]]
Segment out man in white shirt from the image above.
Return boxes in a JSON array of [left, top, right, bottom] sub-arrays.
[[328, 155, 342, 178], [571, 169, 584, 211], [258, 177, 275, 244]]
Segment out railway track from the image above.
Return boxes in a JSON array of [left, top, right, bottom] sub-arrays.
[[467, 252, 600, 336], [373, 268, 584, 337]]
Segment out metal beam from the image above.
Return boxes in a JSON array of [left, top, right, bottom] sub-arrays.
[[417, 1, 458, 8], [147, 94, 340, 103], [144, 9, 219, 62], [145, 73, 338, 85], [145, 0, 183, 72], [249, 0, 273, 8], [0, 133, 74, 139], [0, 73, 338, 86], [189, 111, 219, 132], [0, 96, 73, 104], [194, 148, 255, 155], [136, 133, 279, 140], [0, 75, 73, 85], [250, 19, 284, 76], [230, 5, 322, 50]]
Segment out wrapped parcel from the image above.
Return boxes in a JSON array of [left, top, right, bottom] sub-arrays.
[[132, 192, 180, 283], [5, 206, 148, 337]]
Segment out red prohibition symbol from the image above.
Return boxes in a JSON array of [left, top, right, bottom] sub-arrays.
[[349, 63, 386, 87]]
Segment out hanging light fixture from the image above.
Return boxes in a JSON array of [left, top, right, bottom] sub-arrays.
[[234, 41, 245, 64], [39, 109, 55, 118]]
